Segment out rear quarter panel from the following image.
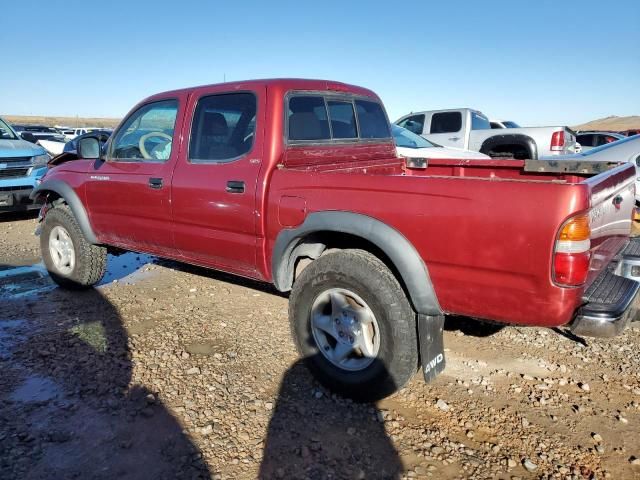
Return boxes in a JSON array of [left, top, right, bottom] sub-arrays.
[[266, 167, 590, 327]]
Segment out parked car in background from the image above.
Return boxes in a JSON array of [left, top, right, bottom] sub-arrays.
[[0, 117, 49, 212], [542, 135, 640, 205], [31, 78, 640, 401], [63, 129, 112, 153], [490, 119, 521, 129], [392, 125, 490, 160], [575, 131, 626, 151], [11, 124, 67, 144], [37, 137, 67, 156], [396, 108, 576, 159], [62, 127, 107, 140]]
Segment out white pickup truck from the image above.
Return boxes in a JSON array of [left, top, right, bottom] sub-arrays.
[[395, 108, 576, 159]]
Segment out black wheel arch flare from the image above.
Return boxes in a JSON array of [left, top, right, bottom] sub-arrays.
[[272, 211, 442, 316]]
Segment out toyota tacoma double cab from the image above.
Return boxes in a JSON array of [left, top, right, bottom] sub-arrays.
[[32, 79, 640, 401]]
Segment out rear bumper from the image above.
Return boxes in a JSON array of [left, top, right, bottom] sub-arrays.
[[571, 239, 640, 337]]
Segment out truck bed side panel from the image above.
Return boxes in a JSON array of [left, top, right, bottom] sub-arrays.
[[266, 169, 590, 327]]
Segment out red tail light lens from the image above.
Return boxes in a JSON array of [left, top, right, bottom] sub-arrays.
[[550, 131, 565, 151], [553, 213, 591, 287], [553, 252, 590, 286]]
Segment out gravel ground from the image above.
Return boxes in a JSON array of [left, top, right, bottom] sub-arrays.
[[1, 213, 640, 479]]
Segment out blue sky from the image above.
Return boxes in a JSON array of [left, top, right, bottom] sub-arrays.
[[1, 0, 638, 126]]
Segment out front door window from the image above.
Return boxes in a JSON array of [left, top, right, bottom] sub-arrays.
[[109, 100, 179, 162]]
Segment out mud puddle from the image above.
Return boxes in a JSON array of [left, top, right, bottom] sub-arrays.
[[99, 252, 157, 286], [0, 264, 54, 297]]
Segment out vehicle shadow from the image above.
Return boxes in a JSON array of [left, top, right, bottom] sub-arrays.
[[259, 354, 404, 480], [0, 210, 39, 223], [444, 315, 505, 337], [155, 257, 286, 297], [0, 264, 211, 479]]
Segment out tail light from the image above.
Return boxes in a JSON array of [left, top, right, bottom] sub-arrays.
[[550, 131, 565, 151], [553, 213, 591, 287]]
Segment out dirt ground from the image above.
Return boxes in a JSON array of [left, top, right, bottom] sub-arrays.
[[2, 213, 640, 480]]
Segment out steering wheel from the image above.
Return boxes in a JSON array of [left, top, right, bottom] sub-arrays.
[[139, 132, 172, 159]]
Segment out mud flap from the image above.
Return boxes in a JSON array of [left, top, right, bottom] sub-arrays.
[[418, 314, 446, 382]]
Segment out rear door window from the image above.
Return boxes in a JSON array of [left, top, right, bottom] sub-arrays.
[[430, 112, 462, 134], [189, 92, 257, 162], [397, 114, 425, 135]]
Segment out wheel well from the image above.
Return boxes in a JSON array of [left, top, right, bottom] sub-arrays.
[[486, 143, 530, 159], [287, 232, 412, 308], [35, 190, 63, 206]]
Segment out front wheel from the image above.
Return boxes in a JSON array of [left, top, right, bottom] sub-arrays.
[[289, 249, 418, 402], [41, 205, 107, 289]]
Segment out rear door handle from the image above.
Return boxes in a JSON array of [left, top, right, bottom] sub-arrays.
[[149, 177, 163, 189], [226, 180, 245, 193]]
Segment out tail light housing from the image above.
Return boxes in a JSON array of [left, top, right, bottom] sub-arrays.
[[553, 213, 591, 287], [550, 131, 565, 151]]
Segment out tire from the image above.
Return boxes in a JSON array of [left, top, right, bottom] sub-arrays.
[[289, 249, 418, 402], [41, 205, 107, 289]]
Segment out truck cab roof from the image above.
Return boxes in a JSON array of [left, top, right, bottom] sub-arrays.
[[142, 78, 379, 104]]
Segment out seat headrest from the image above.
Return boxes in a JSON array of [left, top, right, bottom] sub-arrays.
[[202, 112, 228, 136]]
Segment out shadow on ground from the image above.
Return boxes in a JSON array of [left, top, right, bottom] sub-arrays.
[[259, 355, 403, 480], [444, 315, 504, 337], [0, 210, 39, 223], [0, 263, 211, 479]]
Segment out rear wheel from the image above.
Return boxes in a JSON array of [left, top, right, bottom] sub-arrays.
[[289, 249, 418, 401], [41, 205, 107, 289]]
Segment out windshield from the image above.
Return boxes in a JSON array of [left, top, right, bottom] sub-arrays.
[[502, 121, 520, 128], [392, 125, 436, 149], [0, 118, 18, 140]]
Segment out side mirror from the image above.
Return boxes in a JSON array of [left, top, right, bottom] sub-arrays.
[[78, 137, 101, 159], [20, 132, 37, 143]]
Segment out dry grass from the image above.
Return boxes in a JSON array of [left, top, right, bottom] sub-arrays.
[[572, 115, 640, 132], [2, 114, 121, 129]]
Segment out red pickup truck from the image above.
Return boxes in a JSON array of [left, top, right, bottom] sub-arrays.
[[32, 79, 640, 401]]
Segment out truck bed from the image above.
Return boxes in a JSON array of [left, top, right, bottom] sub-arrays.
[[271, 157, 636, 327]]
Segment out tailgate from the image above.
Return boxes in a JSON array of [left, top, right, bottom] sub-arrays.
[[585, 163, 636, 285]]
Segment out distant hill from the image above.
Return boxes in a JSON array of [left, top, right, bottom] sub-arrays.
[[572, 115, 640, 132], [2, 115, 121, 129]]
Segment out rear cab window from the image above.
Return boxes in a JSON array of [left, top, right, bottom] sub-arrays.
[[286, 93, 390, 144]]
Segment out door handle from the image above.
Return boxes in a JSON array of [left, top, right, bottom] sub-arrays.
[[448, 136, 460, 141], [149, 177, 163, 189], [226, 180, 245, 194]]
